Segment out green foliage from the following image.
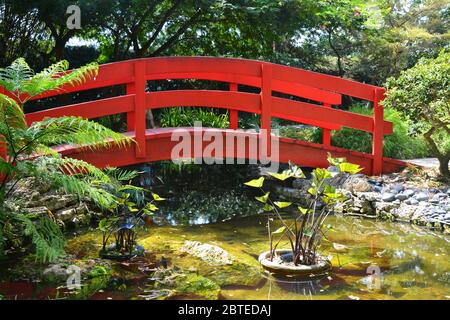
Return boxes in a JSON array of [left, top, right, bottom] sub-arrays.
[[98, 183, 165, 255], [0, 58, 98, 103], [159, 107, 229, 128], [0, 59, 131, 262], [384, 50, 450, 176], [15, 215, 65, 263], [175, 273, 220, 300], [332, 106, 430, 159], [245, 156, 359, 265], [280, 105, 429, 160]]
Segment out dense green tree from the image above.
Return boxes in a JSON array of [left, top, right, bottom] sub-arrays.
[[383, 50, 450, 178]]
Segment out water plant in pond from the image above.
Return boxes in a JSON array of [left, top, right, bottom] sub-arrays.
[[245, 156, 362, 276], [0, 58, 132, 262], [99, 184, 165, 260]]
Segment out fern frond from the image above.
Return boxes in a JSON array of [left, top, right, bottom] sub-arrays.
[[15, 215, 65, 263], [104, 167, 140, 182], [48, 156, 112, 182], [0, 158, 16, 176], [21, 62, 98, 101], [28, 116, 132, 150], [0, 94, 27, 131], [0, 58, 34, 95]]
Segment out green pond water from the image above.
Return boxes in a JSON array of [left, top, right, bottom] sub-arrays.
[[1, 209, 450, 300], [11, 213, 445, 300], [0, 164, 449, 300]]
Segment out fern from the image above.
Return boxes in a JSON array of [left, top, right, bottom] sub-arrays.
[[104, 167, 140, 182], [0, 58, 98, 102], [27, 116, 132, 151], [0, 58, 135, 261], [16, 215, 65, 263]]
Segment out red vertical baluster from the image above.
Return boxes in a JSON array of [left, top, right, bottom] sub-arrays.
[[134, 60, 146, 158], [322, 103, 331, 147], [372, 88, 385, 175], [260, 63, 272, 158], [126, 82, 136, 132], [229, 83, 238, 130]]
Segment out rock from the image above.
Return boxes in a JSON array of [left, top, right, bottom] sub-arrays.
[[43, 264, 73, 282], [415, 192, 429, 202], [57, 207, 77, 223], [180, 241, 233, 266], [395, 193, 408, 201], [327, 166, 339, 173], [391, 184, 405, 193], [342, 175, 373, 193], [292, 178, 310, 190], [375, 201, 400, 214], [327, 172, 350, 188], [355, 192, 379, 202], [22, 206, 49, 218], [403, 189, 415, 198], [393, 204, 417, 222], [381, 192, 396, 202], [430, 195, 440, 204]]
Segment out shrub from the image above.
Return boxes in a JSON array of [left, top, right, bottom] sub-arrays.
[[278, 104, 429, 160], [159, 107, 229, 128]]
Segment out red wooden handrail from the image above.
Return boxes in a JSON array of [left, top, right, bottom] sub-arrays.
[[19, 57, 393, 175]]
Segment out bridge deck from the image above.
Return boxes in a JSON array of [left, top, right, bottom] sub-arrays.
[[54, 128, 405, 175]]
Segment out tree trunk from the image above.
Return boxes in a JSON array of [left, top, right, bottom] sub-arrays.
[[438, 156, 450, 179]]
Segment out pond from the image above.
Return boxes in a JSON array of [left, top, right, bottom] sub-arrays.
[[0, 164, 449, 300], [64, 213, 450, 300]]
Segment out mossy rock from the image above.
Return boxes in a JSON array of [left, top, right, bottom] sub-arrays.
[[174, 274, 220, 300], [202, 262, 262, 287]]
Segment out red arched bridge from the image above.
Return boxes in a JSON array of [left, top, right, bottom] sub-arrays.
[[24, 57, 405, 175]]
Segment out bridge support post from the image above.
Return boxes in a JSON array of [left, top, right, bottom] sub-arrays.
[[322, 103, 331, 147], [260, 63, 272, 158], [372, 88, 385, 175], [126, 84, 135, 132], [229, 83, 238, 130], [133, 60, 147, 158]]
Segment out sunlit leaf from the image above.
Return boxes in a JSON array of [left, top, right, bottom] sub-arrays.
[[263, 204, 274, 211], [271, 226, 286, 236], [298, 206, 310, 215], [274, 201, 292, 208], [268, 172, 292, 181], [332, 243, 349, 252], [327, 152, 346, 166], [244, 177, 265, 188], [255, 192, 270, 203], [151, 192, 166, 201], [338, 162, 363, 174]]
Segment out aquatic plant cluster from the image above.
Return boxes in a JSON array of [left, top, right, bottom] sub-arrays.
[[245, 156, 362, 268]]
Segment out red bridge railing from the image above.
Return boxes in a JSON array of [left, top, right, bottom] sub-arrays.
[[23, 57, 396, 175]]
